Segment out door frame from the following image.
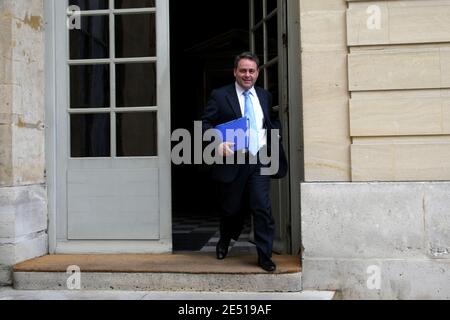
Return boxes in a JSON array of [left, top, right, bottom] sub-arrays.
[[248, 0, 302, 255], [45, 0, 172, 254], [272, 0, 303, 255], [286, 0, 302, 255], [44, 0, 301, 255]]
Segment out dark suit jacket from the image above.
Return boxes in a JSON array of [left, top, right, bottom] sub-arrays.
[[202, 84, 288, 183]]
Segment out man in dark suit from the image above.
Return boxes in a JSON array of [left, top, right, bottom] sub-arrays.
[[201, 52, 287, 272]]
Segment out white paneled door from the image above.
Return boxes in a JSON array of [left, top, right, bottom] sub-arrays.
[[51, 0, 171, 252]]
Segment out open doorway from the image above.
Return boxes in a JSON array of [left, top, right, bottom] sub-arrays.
[[169, 0, 294, 255], [170, 0, 253, 253]]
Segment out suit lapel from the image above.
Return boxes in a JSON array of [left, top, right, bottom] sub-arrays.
[[225, 85, 242, 118]]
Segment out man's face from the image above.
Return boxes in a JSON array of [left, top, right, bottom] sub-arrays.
[[234, 58, 259, 90]]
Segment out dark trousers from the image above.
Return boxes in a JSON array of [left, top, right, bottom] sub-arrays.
[[217, 161, 275, 260]]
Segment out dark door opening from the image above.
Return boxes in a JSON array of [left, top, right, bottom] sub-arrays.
[[169, 0, 252, 252]]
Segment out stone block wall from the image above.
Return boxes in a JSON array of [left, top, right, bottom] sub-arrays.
[[301, 182, 450, 299], [300, 0, 351, 182], [301, 0, 450, 182], [299, 0, 450, 299], [0, 0, 47, 286]]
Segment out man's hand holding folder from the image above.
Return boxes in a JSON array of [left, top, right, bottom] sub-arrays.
[[215, 116, 249, 157], [218, 142, 235, 157]]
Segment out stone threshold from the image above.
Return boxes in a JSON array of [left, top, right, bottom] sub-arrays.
[[13, 254, 302, 292]]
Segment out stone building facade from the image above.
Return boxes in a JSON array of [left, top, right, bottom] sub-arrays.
[[301, 0, 450, 299], [0, 0, 449, 299], [0, 0, 47, 286]]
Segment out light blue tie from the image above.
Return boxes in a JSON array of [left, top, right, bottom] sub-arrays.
[[244, 90, 259, 155]]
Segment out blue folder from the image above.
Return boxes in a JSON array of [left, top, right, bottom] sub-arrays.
[[215, 116, 249, 151]]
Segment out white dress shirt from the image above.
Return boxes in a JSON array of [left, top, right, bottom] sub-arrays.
[[235, 83, 267, 151]]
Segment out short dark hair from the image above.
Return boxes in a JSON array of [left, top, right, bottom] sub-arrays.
[[234, 52, 260, 69]]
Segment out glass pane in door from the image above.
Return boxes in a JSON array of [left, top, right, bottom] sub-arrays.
[[254, 25, 264, 61], [70, 15, 109, 60], [116, 63, 157, 107], [70, 64, 110, 109], [71, 113, 111, 157], [116, 112, 158, 157], [115, 14, 156, 58], [266, 15, 278, 62], [253, 0, 263, 25]]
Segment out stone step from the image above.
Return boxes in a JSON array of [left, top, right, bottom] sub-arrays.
[[13, 254, 302, 292], [0, 287, 336, 300]]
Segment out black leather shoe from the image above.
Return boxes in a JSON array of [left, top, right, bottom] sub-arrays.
[[258, 257, 276, 272], [216, 238, 230, 260]]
